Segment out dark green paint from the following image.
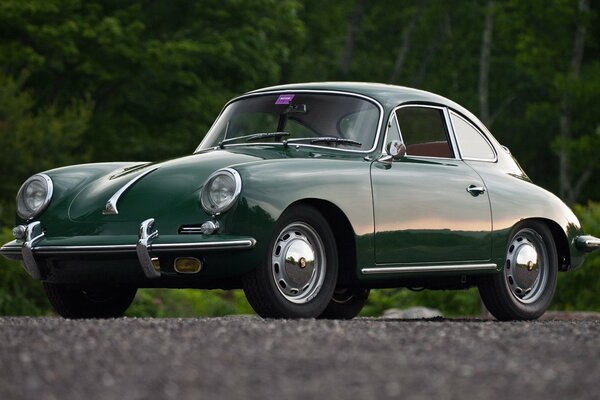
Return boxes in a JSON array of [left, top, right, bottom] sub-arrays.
[[371, 157, 492, 264], [5, 83, 590, 288]]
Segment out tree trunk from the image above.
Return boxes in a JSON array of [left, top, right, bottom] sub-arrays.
[[559, 0, 589, 205], [478, 0, 494, 128], [339, 0, 366, 75], [388, 0, 425, 84], [412, 12, 450, 87]]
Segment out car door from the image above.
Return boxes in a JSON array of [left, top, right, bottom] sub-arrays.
[[370, 105, 492, 266]]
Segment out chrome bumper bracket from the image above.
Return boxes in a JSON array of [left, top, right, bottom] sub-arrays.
[[136, 218, 161, 278], [21, 222, 44, 280]]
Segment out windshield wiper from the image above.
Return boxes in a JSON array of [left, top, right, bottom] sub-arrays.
[[284, 137, 362, 148], [219, 132, 290, 148]]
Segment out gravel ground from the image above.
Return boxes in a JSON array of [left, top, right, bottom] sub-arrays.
[[0, 317, 599, 400]]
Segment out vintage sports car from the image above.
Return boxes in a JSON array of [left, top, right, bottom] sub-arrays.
[[2, 82, 599, 320]]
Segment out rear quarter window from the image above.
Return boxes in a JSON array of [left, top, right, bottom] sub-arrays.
[[450, 112, 496, 161]]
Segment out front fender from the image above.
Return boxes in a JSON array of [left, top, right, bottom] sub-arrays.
[[229, 157, 374, 269], [20, 162, 145, 227]]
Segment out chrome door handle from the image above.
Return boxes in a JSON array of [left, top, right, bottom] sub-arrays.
[[467, 185, 486, 196]]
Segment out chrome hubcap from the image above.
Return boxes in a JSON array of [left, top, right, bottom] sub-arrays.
[[504, 228, 548, 304], [271, 222, 325, 304]]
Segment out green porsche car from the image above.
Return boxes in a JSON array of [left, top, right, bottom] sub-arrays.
[[2, 82, 598, 320]]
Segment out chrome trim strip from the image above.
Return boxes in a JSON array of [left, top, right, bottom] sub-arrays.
[[179, 227, 204, 234], [28, 239, 256, 255], [22, 222, 44, 279], [361, 263, 498, 275], [152, 239, 256, 251], [195, 90, 385, 154], [36, 244, 137, 254], [136, 218, 161, 278], [443, 107, 461, 160], [103, 167, 159, 215]]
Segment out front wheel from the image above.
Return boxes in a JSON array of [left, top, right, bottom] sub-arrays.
[[43, 283, 137, 319], [242, 205, 338, 318], [478, 221, 558, 321]]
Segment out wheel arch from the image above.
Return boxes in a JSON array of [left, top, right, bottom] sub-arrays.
[[285, 198, 359, 287], [520, 217, 570, 272]]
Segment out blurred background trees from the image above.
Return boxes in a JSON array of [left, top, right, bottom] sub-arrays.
[[0, 0, 598, 316]]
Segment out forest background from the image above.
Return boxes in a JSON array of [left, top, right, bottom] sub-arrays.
[[0, 0, 598, 317]]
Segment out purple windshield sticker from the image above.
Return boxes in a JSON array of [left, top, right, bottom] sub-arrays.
[[275, 94, 295, 105]]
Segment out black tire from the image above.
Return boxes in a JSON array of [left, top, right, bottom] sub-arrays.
[[43, 283, 137, 319], [242, 204, 338, 318], [478, 220, 558, 321], [319, 288, 369, 319]]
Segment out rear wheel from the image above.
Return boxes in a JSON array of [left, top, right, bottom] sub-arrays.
[[242, 205, 338, 318], [319, 288, 369, 319], [478, 221, 558, 321], [43, 283, 137, 319]]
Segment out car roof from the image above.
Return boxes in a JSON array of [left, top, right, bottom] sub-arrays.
[[248, 82, 489, 134], [250, 82, 451, 108]]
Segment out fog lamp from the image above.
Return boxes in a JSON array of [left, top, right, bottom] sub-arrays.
[[174, 257, 202, 274]]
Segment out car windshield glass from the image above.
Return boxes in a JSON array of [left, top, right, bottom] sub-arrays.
[[196, 93, 380, 152]]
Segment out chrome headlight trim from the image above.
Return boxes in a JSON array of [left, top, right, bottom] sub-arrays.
[[16, 173, 54, 220], [200, 168, 242, 215]]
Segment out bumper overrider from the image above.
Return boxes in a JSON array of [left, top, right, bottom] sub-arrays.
[[575, 235, 600, 252], [0, 218, 256, 280]]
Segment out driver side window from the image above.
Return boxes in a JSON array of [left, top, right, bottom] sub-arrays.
[[396, 106, 454, 158]]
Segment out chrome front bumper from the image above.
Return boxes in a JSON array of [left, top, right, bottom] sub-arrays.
[[0, 218, 256, 280]]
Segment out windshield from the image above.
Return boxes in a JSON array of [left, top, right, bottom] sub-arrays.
[[196, 93, 381, 152]]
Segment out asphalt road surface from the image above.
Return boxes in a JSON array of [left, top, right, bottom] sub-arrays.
[[1, 317, 599, 400]]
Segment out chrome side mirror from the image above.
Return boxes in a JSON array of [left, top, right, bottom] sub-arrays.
[[386, 140, 406, 160]]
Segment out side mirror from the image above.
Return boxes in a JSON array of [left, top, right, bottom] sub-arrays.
[[386, 140, 406, 160]]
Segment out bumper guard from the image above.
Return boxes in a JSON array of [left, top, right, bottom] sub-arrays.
[[136, 218, 161, 278], [575, 235, 600, 252]]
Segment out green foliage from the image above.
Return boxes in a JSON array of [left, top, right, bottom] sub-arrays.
[[0, 71, 93, 224], [551, 201, 600, 311], [0, 229, 52, 315], [361, 288, 481, 317], [0, 0, 304, 164], [126, 289, 254, 318], [0, 0, 599, 317]]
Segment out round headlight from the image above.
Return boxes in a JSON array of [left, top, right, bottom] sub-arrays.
[[16, 174, 53, 220], [200, 168, 242, 214]]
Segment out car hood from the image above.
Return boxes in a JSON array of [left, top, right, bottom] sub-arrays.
[[67, 149, 271, 223]]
